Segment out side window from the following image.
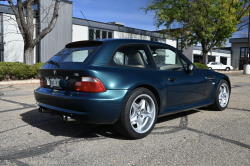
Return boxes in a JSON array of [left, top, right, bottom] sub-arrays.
[[112, 45, 154, 69], [149, 45, 187, 71]]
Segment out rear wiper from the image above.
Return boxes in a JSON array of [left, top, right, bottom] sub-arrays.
[[48, 60, 60, 68]]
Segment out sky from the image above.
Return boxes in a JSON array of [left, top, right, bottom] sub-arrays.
[[72, 0, 158, 31]]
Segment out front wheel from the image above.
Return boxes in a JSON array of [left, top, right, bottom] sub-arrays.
[[209, 80, 230, 110], [114, 88, 158, 139], [225, 67, 230, 71]]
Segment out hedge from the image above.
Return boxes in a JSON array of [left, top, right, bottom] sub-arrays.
[[193, 63, 209, 69], [0, 62, 45, 81]]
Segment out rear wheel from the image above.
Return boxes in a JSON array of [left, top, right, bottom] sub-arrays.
[[209, 80, 230, 110], [114, 88, 158, 139]]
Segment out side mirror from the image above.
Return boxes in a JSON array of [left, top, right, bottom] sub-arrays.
[[188, 64, 194, 71]]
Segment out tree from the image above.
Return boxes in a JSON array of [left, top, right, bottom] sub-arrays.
[[142, 0, 250, 64], [5, 0, 61, 65]]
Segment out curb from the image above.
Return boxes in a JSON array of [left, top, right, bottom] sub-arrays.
[[215, 70, 243, 73], [0, 79, 40, 85]]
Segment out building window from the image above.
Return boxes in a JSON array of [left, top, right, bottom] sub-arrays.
[[193, 54, 203, 63], [240, 47, 249, 58], [108, 32, 113, 38], [220, 57, 227, 65], [102, 31, 107, 39], [89, 29, 95, 40], [89, 28, 113, 40], [96, 30, 101, 39], [193, 54, 215, 64], [208, 56, 215, 62]]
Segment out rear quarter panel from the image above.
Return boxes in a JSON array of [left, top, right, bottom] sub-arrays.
[[82, 64, 167, 112]]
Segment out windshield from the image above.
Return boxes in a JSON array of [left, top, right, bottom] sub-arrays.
[[43, 46, 100, 69]]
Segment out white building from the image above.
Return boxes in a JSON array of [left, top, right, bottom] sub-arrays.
[[193, 46, 231, 65]]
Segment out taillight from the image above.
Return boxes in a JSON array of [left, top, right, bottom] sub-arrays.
[[75, 77, 106, 93], [40, 75, 45, 87]]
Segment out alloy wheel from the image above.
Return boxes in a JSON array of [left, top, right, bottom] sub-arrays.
[[218, 83, 229, 107], [129, 94, 156, 133]]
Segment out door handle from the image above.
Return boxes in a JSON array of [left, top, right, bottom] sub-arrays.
[[168, 77, 177, 81]]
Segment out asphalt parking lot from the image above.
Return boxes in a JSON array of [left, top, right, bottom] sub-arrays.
[[0, 72, 250, 166]]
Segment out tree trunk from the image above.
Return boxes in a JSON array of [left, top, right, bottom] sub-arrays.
[[202, 51, 208, 65], [24, 47, 34, 65]]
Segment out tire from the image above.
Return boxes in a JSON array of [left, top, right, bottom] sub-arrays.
[[225, 67, 230, 71], [114, 88, 158, 139], [209, 79, 230, 111], [209, 67, 212, 70]]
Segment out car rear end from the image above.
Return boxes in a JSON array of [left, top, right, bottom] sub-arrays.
[[34, 41, 126, 124]]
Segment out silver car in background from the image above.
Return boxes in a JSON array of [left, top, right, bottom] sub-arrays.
[[207, 62, 233, 71]]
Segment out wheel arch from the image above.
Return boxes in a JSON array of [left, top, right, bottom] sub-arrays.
[[132, 84, 161, 115]]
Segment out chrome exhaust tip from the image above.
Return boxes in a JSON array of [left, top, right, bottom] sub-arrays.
[[38, 107, 52, 113], [61, 115, 76, 122]]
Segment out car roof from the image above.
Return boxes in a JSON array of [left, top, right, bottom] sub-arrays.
[[66, 38, 172, 48], [99, 38, 168, 46]]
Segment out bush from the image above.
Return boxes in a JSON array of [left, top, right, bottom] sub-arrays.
[[0, 62, 45, 81], [193, 63, 209, 69]]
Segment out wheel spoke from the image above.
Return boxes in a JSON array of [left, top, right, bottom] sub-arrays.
[[138, 99, 146, 111], [223, 87, 226, 93], [131, 121, 137, 125], [130, 114, 138, 122], [141, 112, 152, 119], [219, 100, 222, 105], [137, 117, 144, 127], [219, 93, 222, 100], [137, 122, 142, 131], [132, 102, 140, 111], [222, 98, 225, 105], [219, 87, 223, 93]]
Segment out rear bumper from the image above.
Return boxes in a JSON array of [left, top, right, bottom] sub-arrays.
[[34, 87, 129, 124]]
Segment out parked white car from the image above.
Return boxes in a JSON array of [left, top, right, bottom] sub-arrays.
[[207, 62, 233, 71]]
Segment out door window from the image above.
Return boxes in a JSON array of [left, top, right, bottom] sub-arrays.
[[149, 45, 188, 71]]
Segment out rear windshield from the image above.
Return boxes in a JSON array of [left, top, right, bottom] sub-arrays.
[[42, 46, 99, 69]]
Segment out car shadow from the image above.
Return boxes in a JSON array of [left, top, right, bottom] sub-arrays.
[[20, 108, 202, 140], [20, 108, 129, 140]]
